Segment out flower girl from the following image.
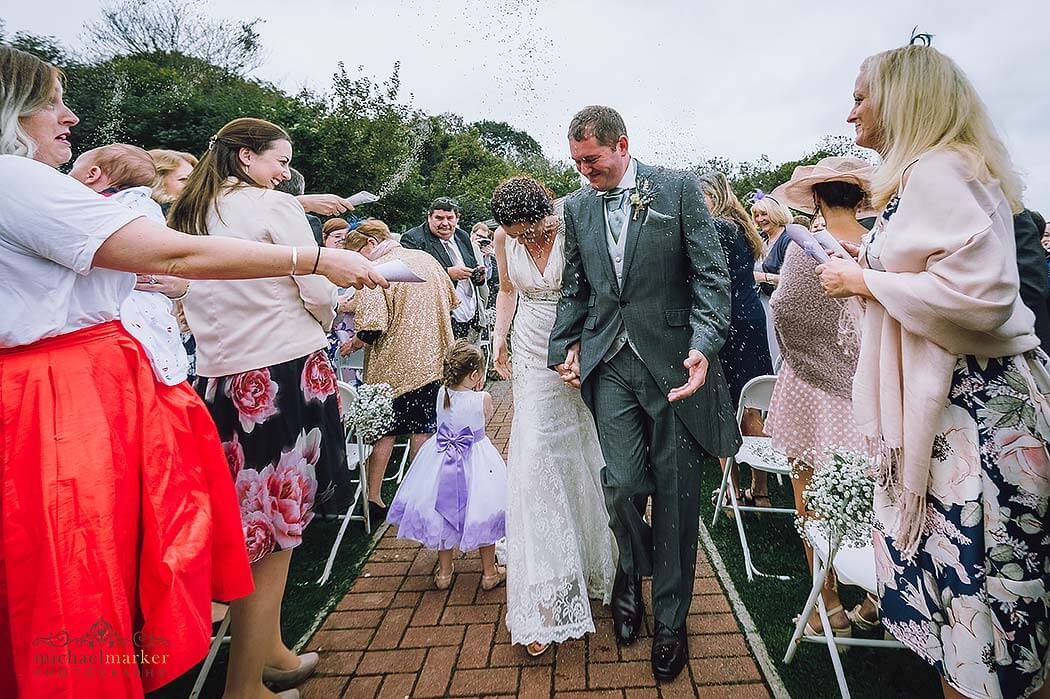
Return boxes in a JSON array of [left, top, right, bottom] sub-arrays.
[[387, 340, 507, 591]]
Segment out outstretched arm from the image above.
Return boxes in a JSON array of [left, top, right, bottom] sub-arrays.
[[547, 205, 590, 370]]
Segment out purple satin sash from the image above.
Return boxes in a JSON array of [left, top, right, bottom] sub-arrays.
[[434, 423, 486, 531]]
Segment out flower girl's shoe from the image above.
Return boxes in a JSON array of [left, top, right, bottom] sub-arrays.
[[434, 562, 454, 590], [480, 565, 506, 591]]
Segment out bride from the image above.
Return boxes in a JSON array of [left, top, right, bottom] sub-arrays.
[[489, 176, 616, 657]]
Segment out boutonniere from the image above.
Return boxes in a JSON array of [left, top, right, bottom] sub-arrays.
[[630, 178, 658, 220]]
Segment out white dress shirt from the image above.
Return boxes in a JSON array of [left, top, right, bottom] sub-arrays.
[[441, 237, 478, 323], [0, 156, 141, 348]]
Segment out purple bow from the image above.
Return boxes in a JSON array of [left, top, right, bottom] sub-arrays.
[[434, 424, 485, 531]]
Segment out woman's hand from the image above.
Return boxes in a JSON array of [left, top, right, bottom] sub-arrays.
[[816, 258, 870, 299], [837, 241, 862, 261], [297, 194, 354, 216], [337, 290, 356, 313], [317, 248, 389, 290], [493, 336, 511, 380], [135, 273, 189, 298]]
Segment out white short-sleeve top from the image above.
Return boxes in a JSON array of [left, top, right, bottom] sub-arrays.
[[0, 155, 143, 348]]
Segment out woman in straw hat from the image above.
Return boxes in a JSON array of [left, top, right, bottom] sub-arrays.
[[765, 156, 881, 640], [818, 43, 1048, 699]]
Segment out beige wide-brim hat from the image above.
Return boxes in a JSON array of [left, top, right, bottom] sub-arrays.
[[772, 156, 878, 218]]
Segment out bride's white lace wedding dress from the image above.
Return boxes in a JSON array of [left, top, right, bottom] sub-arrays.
[[503, 225, 617, 646]]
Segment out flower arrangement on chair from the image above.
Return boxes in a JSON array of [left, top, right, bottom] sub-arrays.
[[795, 449, 876, 550], [344, 383, 395, 445]]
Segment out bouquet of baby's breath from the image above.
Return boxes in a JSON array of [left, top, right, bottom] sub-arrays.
[[795, 450, 876, 549], [345, 383, 395, 445]]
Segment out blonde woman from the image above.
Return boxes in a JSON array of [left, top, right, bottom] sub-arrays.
[[818, 44, 1049, 699], [148, 148, 198, 206], [699, 172, 773, 508], [751, 193, 794, 364]]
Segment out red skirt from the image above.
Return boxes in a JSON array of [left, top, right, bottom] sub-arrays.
[[0, 322, 254, 697]]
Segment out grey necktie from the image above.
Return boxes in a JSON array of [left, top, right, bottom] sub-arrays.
[[603, 188, 628, 242]]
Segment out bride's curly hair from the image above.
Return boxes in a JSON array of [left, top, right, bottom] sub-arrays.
[[442, 340, 485, 407], [490, 176, 554, 226]]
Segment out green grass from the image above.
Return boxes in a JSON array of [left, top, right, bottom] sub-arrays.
[[698, 461, 942, 698], [148, 461, 403, 699]]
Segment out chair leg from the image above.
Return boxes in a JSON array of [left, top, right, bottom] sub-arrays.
[[317, 498, 358, 585], [189, 610, 231, 699], [817, 592, 852, 699], [726, 485, 758, 582], [360, 439, 371, 534], [784, 546, 832, 664], [712, 457, 735, 526]]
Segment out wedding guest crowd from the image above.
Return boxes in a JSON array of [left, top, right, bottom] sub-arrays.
[[0, 45, 384, 699], [1, 30, 1048, 699]]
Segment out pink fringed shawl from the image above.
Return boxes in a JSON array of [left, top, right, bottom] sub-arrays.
[[853, 148, 1038, 556]]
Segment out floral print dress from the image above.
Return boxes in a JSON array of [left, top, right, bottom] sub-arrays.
[[195, 350, 348, 563], [875, 354, 1050, 699]]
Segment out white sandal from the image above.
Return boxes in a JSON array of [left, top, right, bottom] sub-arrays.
[[846, 593, 882, 631]]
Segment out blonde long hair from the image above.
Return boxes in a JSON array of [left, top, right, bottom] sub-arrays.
[[0, 46, 63, 159], [699, 172, 764, 260], [149, 149, 198, 204], [861, 45, 1023, 212]]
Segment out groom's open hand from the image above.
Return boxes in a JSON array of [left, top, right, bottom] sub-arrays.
[[668, 350, 708, 402], [556, 342, 582, 389]]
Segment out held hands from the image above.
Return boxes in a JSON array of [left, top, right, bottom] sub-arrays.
[[668, 350, 709, 402], [296, 194, 355, 216], [493, 336, 511, 380], [556, 342, 582, 389]]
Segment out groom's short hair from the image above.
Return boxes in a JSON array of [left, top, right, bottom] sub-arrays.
[[568, 106, 627, 148]]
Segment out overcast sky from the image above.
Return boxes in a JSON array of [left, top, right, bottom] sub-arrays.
[[8, 0, 1050, 208]]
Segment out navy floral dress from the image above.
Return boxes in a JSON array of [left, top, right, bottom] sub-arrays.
[[871, 197, 1050, 699]]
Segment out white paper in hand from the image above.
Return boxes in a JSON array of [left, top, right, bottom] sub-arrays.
[[348, 191, 379, 206], [374, 259, 424, 283]]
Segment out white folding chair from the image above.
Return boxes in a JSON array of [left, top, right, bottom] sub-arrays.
[[711, 374, 796, 581], [784, 521, 904, 698], [188, 609, 231, 698], [318, 381, 373, 584]]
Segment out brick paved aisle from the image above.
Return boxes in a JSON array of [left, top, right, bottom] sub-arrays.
[[300, 381, 771, 698]]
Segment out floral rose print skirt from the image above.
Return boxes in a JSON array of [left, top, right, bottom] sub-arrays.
[[875, 353, 1050, 699], [195, 350, 348, 563]]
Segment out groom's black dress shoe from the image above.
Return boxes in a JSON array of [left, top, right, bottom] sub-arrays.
[[611, 567, 644, 646], [651, 623, 688, 683]]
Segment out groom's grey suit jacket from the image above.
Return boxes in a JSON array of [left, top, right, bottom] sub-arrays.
[[547, 162, 741, 458]]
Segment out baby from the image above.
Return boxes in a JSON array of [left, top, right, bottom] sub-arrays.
[[70, 144, 190, 385]]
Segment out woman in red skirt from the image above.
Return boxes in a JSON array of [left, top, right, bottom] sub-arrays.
[[0, 46, 385, 699]]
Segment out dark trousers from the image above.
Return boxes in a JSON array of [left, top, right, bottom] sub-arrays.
[[588, 347, 706, 629], [451, 318, 475, 340]]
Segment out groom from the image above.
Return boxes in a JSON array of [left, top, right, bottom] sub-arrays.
[[548, 106, 740, 682]]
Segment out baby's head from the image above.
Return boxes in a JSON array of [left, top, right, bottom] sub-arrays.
[[69, 143, 156, 193]]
